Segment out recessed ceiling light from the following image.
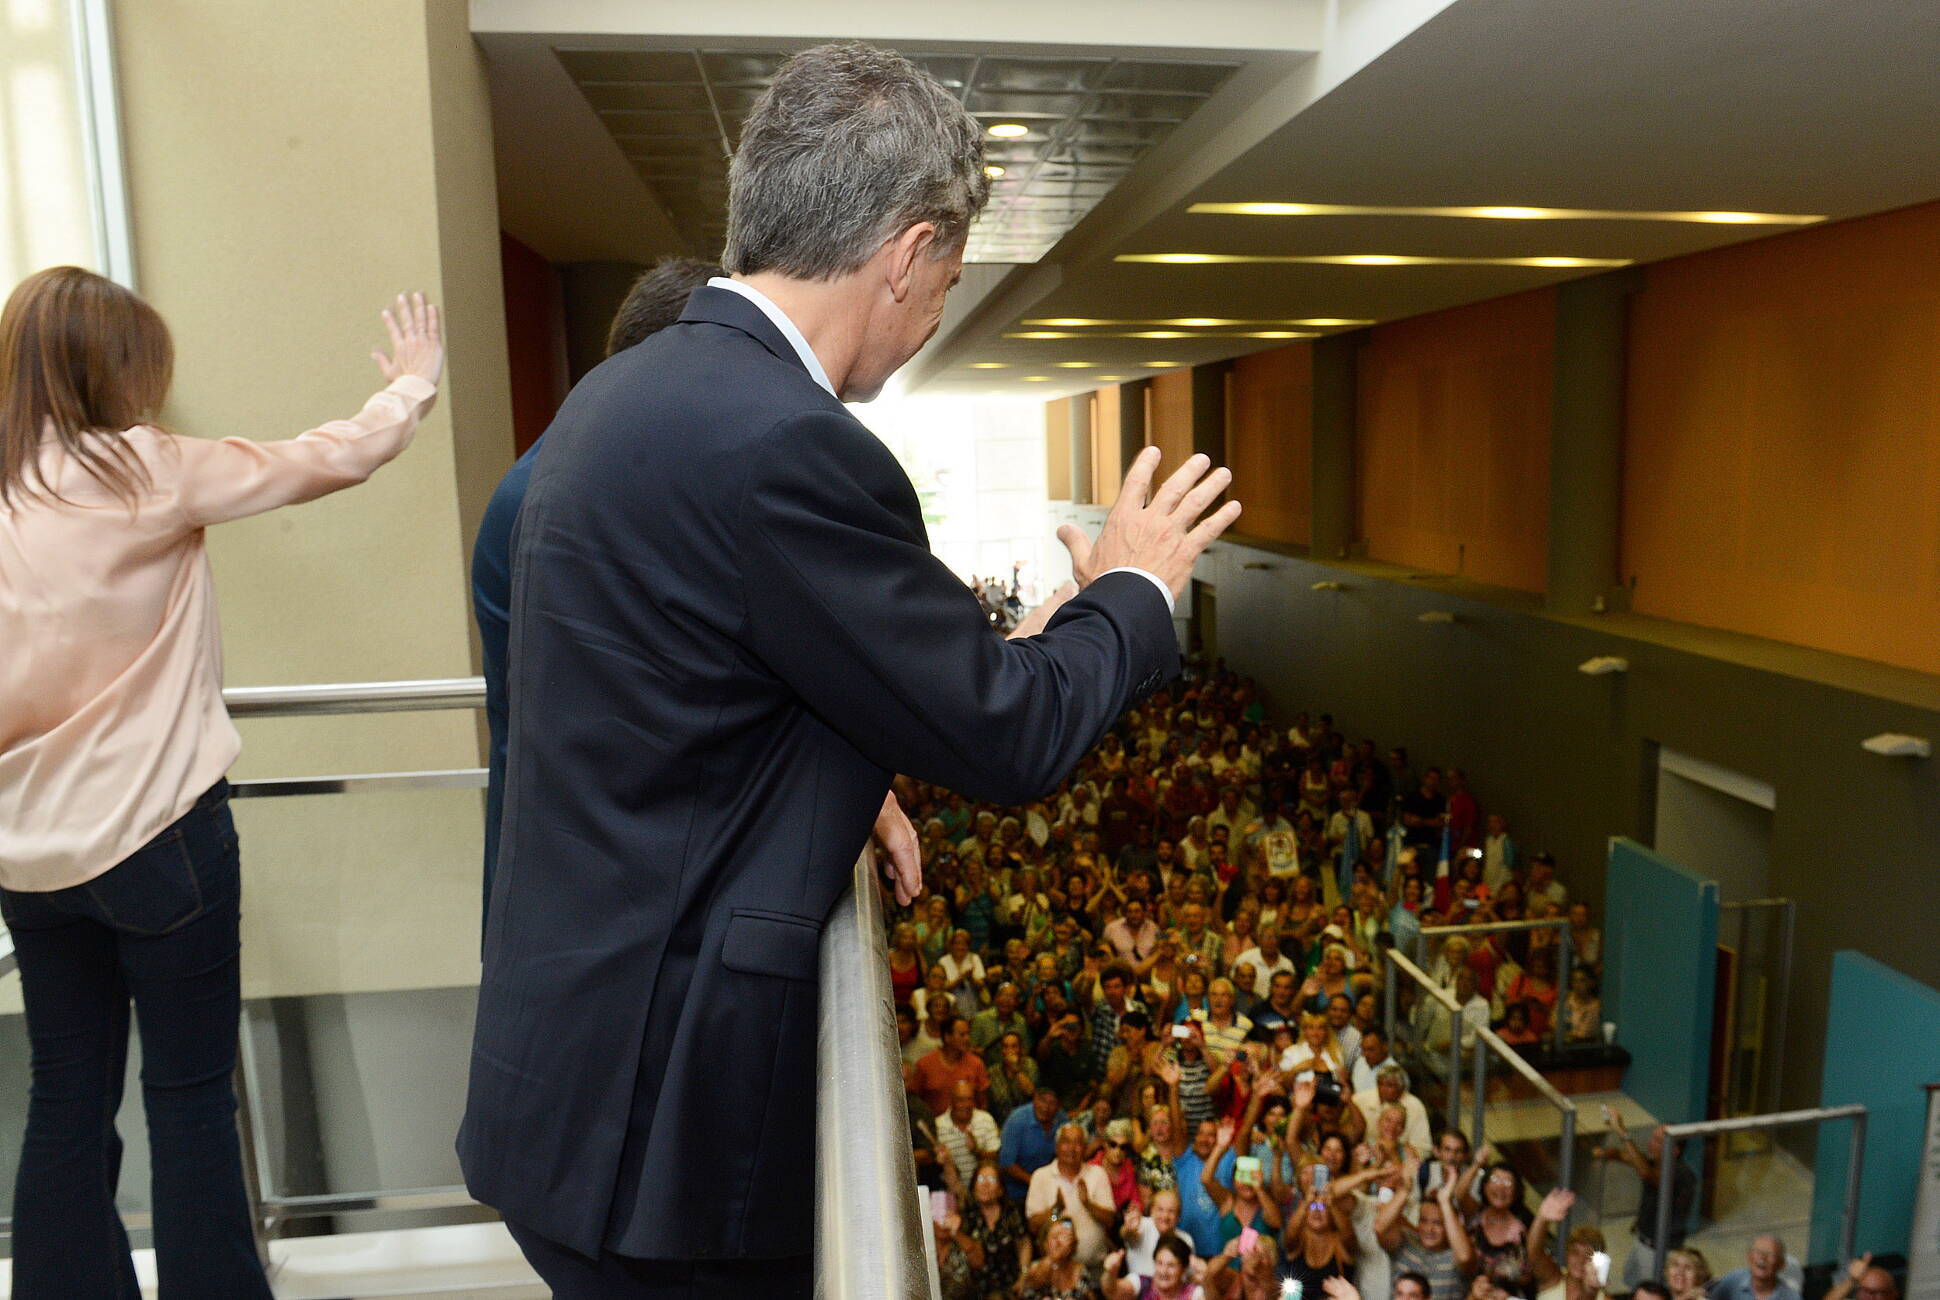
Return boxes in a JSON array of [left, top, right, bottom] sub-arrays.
[[986, 123, 1030, 138], [966, 362, 1009, 369], [984, 165, 1007, 179], [1097, 375, 1126, 381], [1143, 361, 1183, 368], [1052, 361, 1098, 368], [1020, 375, 1051, 381], [1117, 253, 1633, 268], [1020, 317, 1375, 328], [1187, 201, 1824, 226], [1004, 329, 1316, 341]]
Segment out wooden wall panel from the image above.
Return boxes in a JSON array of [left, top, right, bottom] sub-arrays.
[[1227, 346, 1313, 546], [1090, 385, 1123, 507], [1044, 399, 1072, 500], [1146, 370, 1196, 477], [1623, 201, 1940, 675], [1356, 288, 1555, 592]]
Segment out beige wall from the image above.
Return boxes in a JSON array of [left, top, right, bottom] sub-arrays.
[[0, 0, 96, 287], [113, 0, 513, 999]]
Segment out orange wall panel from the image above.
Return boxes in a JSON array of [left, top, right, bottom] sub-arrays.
[[1356, 288, 1555, 592], [1227, 346, 1313, 546], [1146, 370, 1195, 477], [1091, 385, 1123, 507], [1044, 400, 1072, 500], [1623, 202, 1940, 675]]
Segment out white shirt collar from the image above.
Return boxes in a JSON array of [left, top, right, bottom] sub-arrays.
[[705, 276, 836, 398]]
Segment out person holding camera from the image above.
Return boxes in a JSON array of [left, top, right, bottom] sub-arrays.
[[1200, 1117, 1285, 1258], [1377, 1161, 1478, 1300]]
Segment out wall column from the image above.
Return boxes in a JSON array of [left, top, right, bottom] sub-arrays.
[[1309, 334, 1360, 560], [1546, 269, 1642, 613], [1119, 378, 1151, 478], [1191, 362, 1230, 463]]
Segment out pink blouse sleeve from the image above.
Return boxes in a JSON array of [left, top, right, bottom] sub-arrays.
[[165, 375, 439, 527]]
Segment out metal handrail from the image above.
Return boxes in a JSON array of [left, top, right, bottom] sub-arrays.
[[819, 848, 938, 1299], [1391, 948, 1578, 1268], [223, 676, 484, 716], [1385, 948, 1467, 1130], [1416, 916, 1575, 1055], [1469, 1019, 1578, 1268], [1653, 1105, 1867, 1280]]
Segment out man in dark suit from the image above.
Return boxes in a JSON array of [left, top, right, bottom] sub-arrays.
[[470, 257, 721, 934], [459, 42, 1242, 1297]]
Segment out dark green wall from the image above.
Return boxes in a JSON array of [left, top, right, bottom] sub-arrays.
[[1197, 535, 1940, 1114]]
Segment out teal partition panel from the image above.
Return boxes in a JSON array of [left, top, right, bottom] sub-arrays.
[[1603, 837, 1719, 1125], [1807, 951, 1940, 1263]]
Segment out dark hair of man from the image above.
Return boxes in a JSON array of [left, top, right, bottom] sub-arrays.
[[1397, 1272, 1433, 1296], [1100, 964, 1133, 989], [1634, 1285, 1673, 1300], [605, 257, 724, 357]]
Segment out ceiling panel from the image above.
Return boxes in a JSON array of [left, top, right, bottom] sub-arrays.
[[555, 44, 1239, 263]]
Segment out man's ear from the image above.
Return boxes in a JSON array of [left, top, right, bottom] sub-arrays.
[[886, 222, 940, 302]]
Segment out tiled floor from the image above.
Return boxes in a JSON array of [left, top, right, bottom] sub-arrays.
[[0, 1222, 546, 1300]]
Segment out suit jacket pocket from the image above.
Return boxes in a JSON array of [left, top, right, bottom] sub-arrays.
[[721, 909, 821, 981]]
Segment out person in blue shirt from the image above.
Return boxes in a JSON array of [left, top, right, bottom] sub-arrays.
[[997, 1086, 1065, 1202], [470, 257, 720, 931], [1171, 1117, 1225, 1257]]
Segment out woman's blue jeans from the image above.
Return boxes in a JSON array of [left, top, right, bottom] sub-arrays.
[[0, 781, 270, 1298]]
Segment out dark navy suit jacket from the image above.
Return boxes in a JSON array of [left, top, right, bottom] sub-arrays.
[[457, 286, 1178, 1261], [469, 436, 540, 932]]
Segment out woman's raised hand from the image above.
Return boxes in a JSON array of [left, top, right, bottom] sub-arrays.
[[373, 292, 444, 385]]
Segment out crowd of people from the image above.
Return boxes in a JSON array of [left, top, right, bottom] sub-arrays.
[[884, 663, 1629, 1300]]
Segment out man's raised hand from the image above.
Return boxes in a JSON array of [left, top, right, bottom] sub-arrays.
[[1056, 448, 1241, 601]]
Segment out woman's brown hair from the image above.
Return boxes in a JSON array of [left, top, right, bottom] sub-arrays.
[[0, 266, 173, 507]]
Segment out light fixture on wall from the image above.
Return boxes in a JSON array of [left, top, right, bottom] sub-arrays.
[[1578, 656, 1630, 676], [1417, 611, 1457, 624], [1861, 733, 1932, 758], [1311, 580, 1349, 592]]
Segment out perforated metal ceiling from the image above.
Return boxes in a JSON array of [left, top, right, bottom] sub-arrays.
[[555, 48, 1238, 263]]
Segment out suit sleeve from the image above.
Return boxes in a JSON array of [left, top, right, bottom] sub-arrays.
[[737, 409, 1179, 805]]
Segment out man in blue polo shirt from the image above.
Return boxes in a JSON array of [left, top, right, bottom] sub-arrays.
[[470, 257, 719, 929], [998, 1085, 1065, 1202], [1172, 1117, 1225, 1254]]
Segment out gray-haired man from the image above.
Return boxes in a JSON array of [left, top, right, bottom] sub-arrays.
[[460, 41, 1239, 1298]]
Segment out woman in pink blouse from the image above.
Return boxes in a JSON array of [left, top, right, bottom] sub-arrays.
[[0, 266, 442, 1295]]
